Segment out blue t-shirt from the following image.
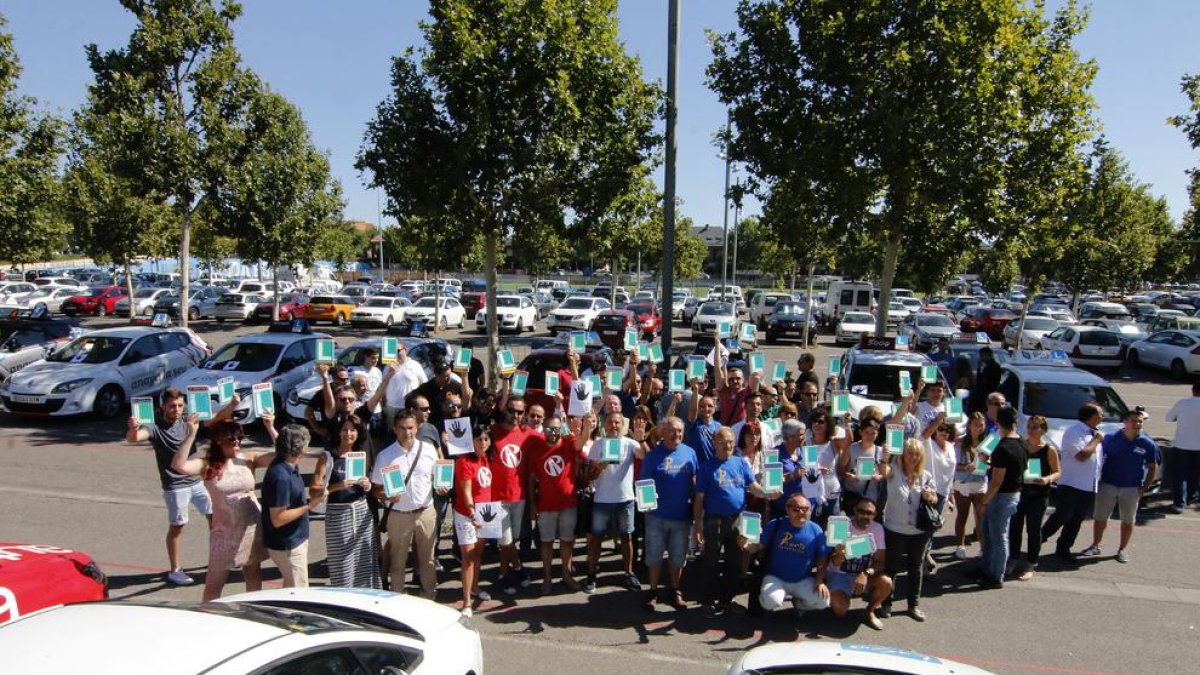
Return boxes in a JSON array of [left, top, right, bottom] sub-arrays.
[[641, 442, 699, 521], [685, 419, 722, 464], [262, 458, 309, 551], [697, 455, 756, 517], [773, 444, 822, 512], [1100, 431, 1161, 489], [764, 518, 827, 583]]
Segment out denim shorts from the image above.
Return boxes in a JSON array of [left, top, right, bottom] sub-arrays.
[[591, 500, 635, 536], [162, 482, 213, 526], [644, 513, 690, 568]]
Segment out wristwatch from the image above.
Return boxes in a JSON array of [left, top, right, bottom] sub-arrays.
[[865, 567, 876, 577]]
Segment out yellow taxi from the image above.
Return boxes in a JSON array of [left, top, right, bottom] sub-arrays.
[[301, 294, 357, 326]]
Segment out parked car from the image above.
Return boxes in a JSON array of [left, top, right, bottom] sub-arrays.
[[299, 294, 357, 326], [153, 286, 222, 321], [0, 287, 78, 315], [0, 587, 484, 674], [835, 311, 877, 346], [691, 301, 739, 339], [748, 292, 794, 328], [475, 294, 537, 333], [1079, 318, 1147, 347], [0, 543, 107, 625], [0, 316, 83, 383], [590, 309, 637, 351], [680, 296, 701, 324], [546, 296, 611, 335], [727, 641, 992, 675], [1002, 316, 1060, 350], [114, 288, 173, 318], [530, 290, 557, 319], [514, 345, 616, 414], [959, 306, 1017, 340], [1127, 329, 1200, 379], [898, 312, 960, 351], [404, 296, 466, 329], [214, 293, 270, 324], [764, 301, 817, 345], [0, 282, 38, 304], [1039, 325, 1124, 370], [251, 293, 311, 323], [996, 350, 1130, 449], [59, 286, 128, 318], [460, 291, 486, 320], [625, 301, 663, 339]]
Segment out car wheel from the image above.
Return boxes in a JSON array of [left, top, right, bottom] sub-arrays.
[[766, 331, 778, 345], [1128, 350, 1140, 367], [549, 328, 558, 336], [334, 313, 346, 327], [142, 306, 154, 316], [438, 316, 448, 330], [458, 315, 465, 328], [95, 304, 107, 317], [93, 385, 124, 419], [1171, 358, 1186, 380], [188, 307, 199, 321], [385, 315, 394, 327]]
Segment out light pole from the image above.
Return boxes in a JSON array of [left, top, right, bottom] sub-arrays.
[[661, 0, 680, 357], [720, 113, 732, 299], [731, 176, 741, 284]]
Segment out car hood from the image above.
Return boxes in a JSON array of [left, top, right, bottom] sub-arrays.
[[839, 322, 874, 331], [168, 368, 263, 392], [7, 360, 109, 390], [916, 325, 958, 337], [551, 308, 591, 316]]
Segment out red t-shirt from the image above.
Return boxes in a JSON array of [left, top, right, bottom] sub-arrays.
[[528, 435, 583, 511], [489, 423, 530, 502], [717, 386, 749, 427], [454, 454, 493, 517]]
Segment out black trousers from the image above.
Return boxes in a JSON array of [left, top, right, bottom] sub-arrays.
[[883, 528, 932, 608], [1041, 485, 1094, 556], [701, 515, 740, 605], [1009, 493, 1048, 564]]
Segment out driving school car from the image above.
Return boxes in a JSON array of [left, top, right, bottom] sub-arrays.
[[0, 327, 209, 418], [0, 543, 107, 625], [728, 641, 994, 675], [0, 315, 84, 384]]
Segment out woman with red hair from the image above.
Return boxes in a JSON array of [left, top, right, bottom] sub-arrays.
[[172, 414, 277, 601]]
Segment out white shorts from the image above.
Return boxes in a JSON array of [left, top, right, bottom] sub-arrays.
[[537, 508, 578, 543], [953, 479, 988, 497], [499, 500, 525, 546], [163, 483, 213, 526], [453, 511, 480, 547], [759, 575, 831, 612]]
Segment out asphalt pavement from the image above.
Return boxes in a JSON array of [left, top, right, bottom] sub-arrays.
[[2, 313, 1197, 675]]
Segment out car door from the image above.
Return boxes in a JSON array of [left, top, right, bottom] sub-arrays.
[[273, 339, 316, 393], [1137, 332, 1171, 367], [119, 335, 167, 397]]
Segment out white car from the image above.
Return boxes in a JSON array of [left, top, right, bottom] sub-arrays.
[[996, 350, 1130, 449], [405, 296, 466, 329], [0, 282, 38, 304], [748, 292, 794, 328], [1079, 318, 1147, 347], [0, 287, 79, 314], [841, 346, 955, 425], [1029, 304, 1077, 325], [1039, 325, 1124, 370], [169, 325, 329, 425], [0, 587, 484, 675], [0, 327, 209, 418], [351, 295, 412, 328], [884, 301, 910, 327], [1127, 329, 1200, 379], [284, 337, 452, 421], [547, 296, 611, 335], [728, 641, 993, 675], [836, 311, 877, 345], [1002, 316, 1060, 350], [0, 318, 85, 383], [691, 300, 739, 338], [476, 294, 538, 332], [214, 293, 270, 323], [114, 288, 173, 317]]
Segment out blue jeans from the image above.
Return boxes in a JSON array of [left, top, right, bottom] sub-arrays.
[[981, 492, 1020, 582]]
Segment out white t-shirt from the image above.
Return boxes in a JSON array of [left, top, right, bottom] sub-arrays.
[[916, 401, 945, 433], [1058, 421, 1100, 492], [1166, 397, 1200, 451], [383, 360, 428, 409], [371, 439, 437, 510], [925, 438, 956, 496], [587, 436, 639, 504]]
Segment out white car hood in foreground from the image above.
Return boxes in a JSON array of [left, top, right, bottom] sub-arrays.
[[729, 641, 995, 675]]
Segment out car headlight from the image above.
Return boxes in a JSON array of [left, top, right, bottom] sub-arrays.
[[52, 378, 94, 393]]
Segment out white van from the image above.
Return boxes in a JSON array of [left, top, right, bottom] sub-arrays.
[[823, 280, 875, 327], [535, 279, 569, 292]]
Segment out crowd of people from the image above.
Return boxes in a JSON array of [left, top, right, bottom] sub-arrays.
[[127, 338, 1191, 626]]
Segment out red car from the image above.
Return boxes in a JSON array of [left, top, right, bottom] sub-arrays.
[[959, 306, 1017, 340], [461, 292, 486, 320], [59, 286, 128, 317], [251, 293, 310, 322], [0, 543, 107, 624], [626, 302, 663, 339], [590, 309, 637, 351]]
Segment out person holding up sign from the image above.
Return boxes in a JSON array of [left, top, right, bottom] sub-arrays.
[[826, 497, 891, 630], [169, 412, 275, 601], [527, 412, 595, 594], [452, 422, 495, 617], [952, 412, 990, 560], [685, 380, 722, 464], [1008, 415, 1060, 581], [371, 411, 440, 599], [582, 411, 649, 594], [740, 494, 831, 619], [261, 423, 327, 589], [640, 417, 699, 610], [313, 415, 381, 589], [840, 411, 886, 516], [877, 438, 938, 621], [970, 405, 1028, 589]]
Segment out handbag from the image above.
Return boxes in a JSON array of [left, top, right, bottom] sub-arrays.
[[916, 496, 943, 533]]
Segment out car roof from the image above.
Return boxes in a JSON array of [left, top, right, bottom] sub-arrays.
[[74, 326, 172, 340], [846, 348, 932, 365], [225, 330, 329, 346], [1003, 361, 1111, 385], [0, 603, 287, 674]]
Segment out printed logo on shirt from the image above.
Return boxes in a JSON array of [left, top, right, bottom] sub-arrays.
[[716, 467, 744, 489], [477, 466, 493, 488], [664, 456, 674, 472], [543, 454, 566, 477], [499, 444, 522, 468], [776, 531, 807, 555]]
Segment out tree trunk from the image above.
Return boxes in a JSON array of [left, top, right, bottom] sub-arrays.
[[272, 265, 281, 322], [876, 233, 902, 336], [485, 233, 500, 390], [124, 260, 136, 325], [802, 260, 816, 346], [434, 269, 442, 330], [179, 210, 191, 328]]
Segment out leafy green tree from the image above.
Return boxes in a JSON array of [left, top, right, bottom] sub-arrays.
[[708, 0, 1097, 334], [0, 13, 68, 268], [208, 89, 343, 319], [1170, 74, 1200, 280], [358, 0, 660, 383], [78, 0, 261, 326], [317, 221, 371, 273]]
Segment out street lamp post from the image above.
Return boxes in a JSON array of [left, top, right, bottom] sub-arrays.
[[731, 177, 741, 284], [661, 0, 680, 357], [720, 114, 732, 299]]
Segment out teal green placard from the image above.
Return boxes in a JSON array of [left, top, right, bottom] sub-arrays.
[[510, 371, 528, 397], [831, 393, 850, 416], [382, 337, 399, 363], [434, 462, 455, 489], [497, 349, 516, 374], [761, 449, 779, 465], [635, 479, 658, 512], [739, 511, 762, 542], [762, 463, 784, 493], [826, 515, 851, 545], [187, 386, 213, 421], [131, 398, 155, 425], [978, 434, 999, 455], [383, 466, 406, 497], [601, 437, 622, 463], [454, 347, 473, 371], [717, 320, 732, 338], [624, 328, 639, 350], [749, 352, 765, 374], [921, 364, 938, 382], [845, 534, 875, 558], [569, 332, 586, 352], [803, 444, 821, 465], [217, 377, 235, 405], [343, 452, 366, 481], [946, 396, 964, 420], [687, 357, 706, 381], [605, 369, 623, 390], [898, 370, 912, 395], [1024, 457, 1043, 480], [856, 457, 877, 476], [545, 371, 560, 394], [648, 343, 664, 363], [253, 383, 274, 417], [887, 426, 905, 455], [829, 356, 841, 377], [668, 369, 686, 392], [771, 361, 787, 383], [316, 338, 336, 364], [740, 322, 756, 342]]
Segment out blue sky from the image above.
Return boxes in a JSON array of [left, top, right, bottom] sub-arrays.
[[4, 1, 1198, 232]]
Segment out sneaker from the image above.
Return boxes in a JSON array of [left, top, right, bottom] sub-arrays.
[[1167, 505, 1185, 515], [1078, 544, 1102, 557], [865, 612, 884, 630], [166, 569, 194, 586], [583, 577, 597, 594], [876, 603, 892, 619], [979, 576, 1004, 590], [954, 546, 968, 560], [1116, 549, 1130, 564], [623, 572, 643, 591], [472, 589, 492, 602], [564, 576, 581, 592], [909, 606, 926, 622], [516, 568, 532, 588], [461, 607, 473, 618]]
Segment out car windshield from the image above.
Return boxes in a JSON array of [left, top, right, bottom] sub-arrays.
[[701, 302, 732, 315], [847, 363, 933, 402], [628, 304, 653, 315], [843, 313, 873, 323], [365, 298, 395, 308], [202, 341, 284, 372], [88, 288, 107, 297], [773, 303, 806, 316], [560, 298, 594, 310], [413, 297, 438, 308], [1023, 318, 1059, 331], [915, 314, 955, 327], [497, 297, 521, 307], [1023, 382, 1128, 422], [47, 336, 130, 364]]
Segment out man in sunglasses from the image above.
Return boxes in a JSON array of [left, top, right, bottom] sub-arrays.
[[741, 493, 831, 619], [490, 394, 532, 594], [408, 359, 469, 428], [380, 340, 428, 432], [826, 497, 891, 630], [527, 412, 596, 594]]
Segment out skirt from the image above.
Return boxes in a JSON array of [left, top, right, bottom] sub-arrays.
[[326, 499, 383, 589]]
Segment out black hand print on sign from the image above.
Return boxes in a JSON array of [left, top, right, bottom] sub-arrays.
[[479, 504, 498, 523], [574, 383, 589, 401], [449, 421, 467, 438]]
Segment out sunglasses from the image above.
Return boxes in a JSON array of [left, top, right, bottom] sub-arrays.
[[446, 402, 463, 409], [337, 397, 356, 403], [787, 505, 811, 512], [507, 408, 524, 415], [415, 406, 430, 412]]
